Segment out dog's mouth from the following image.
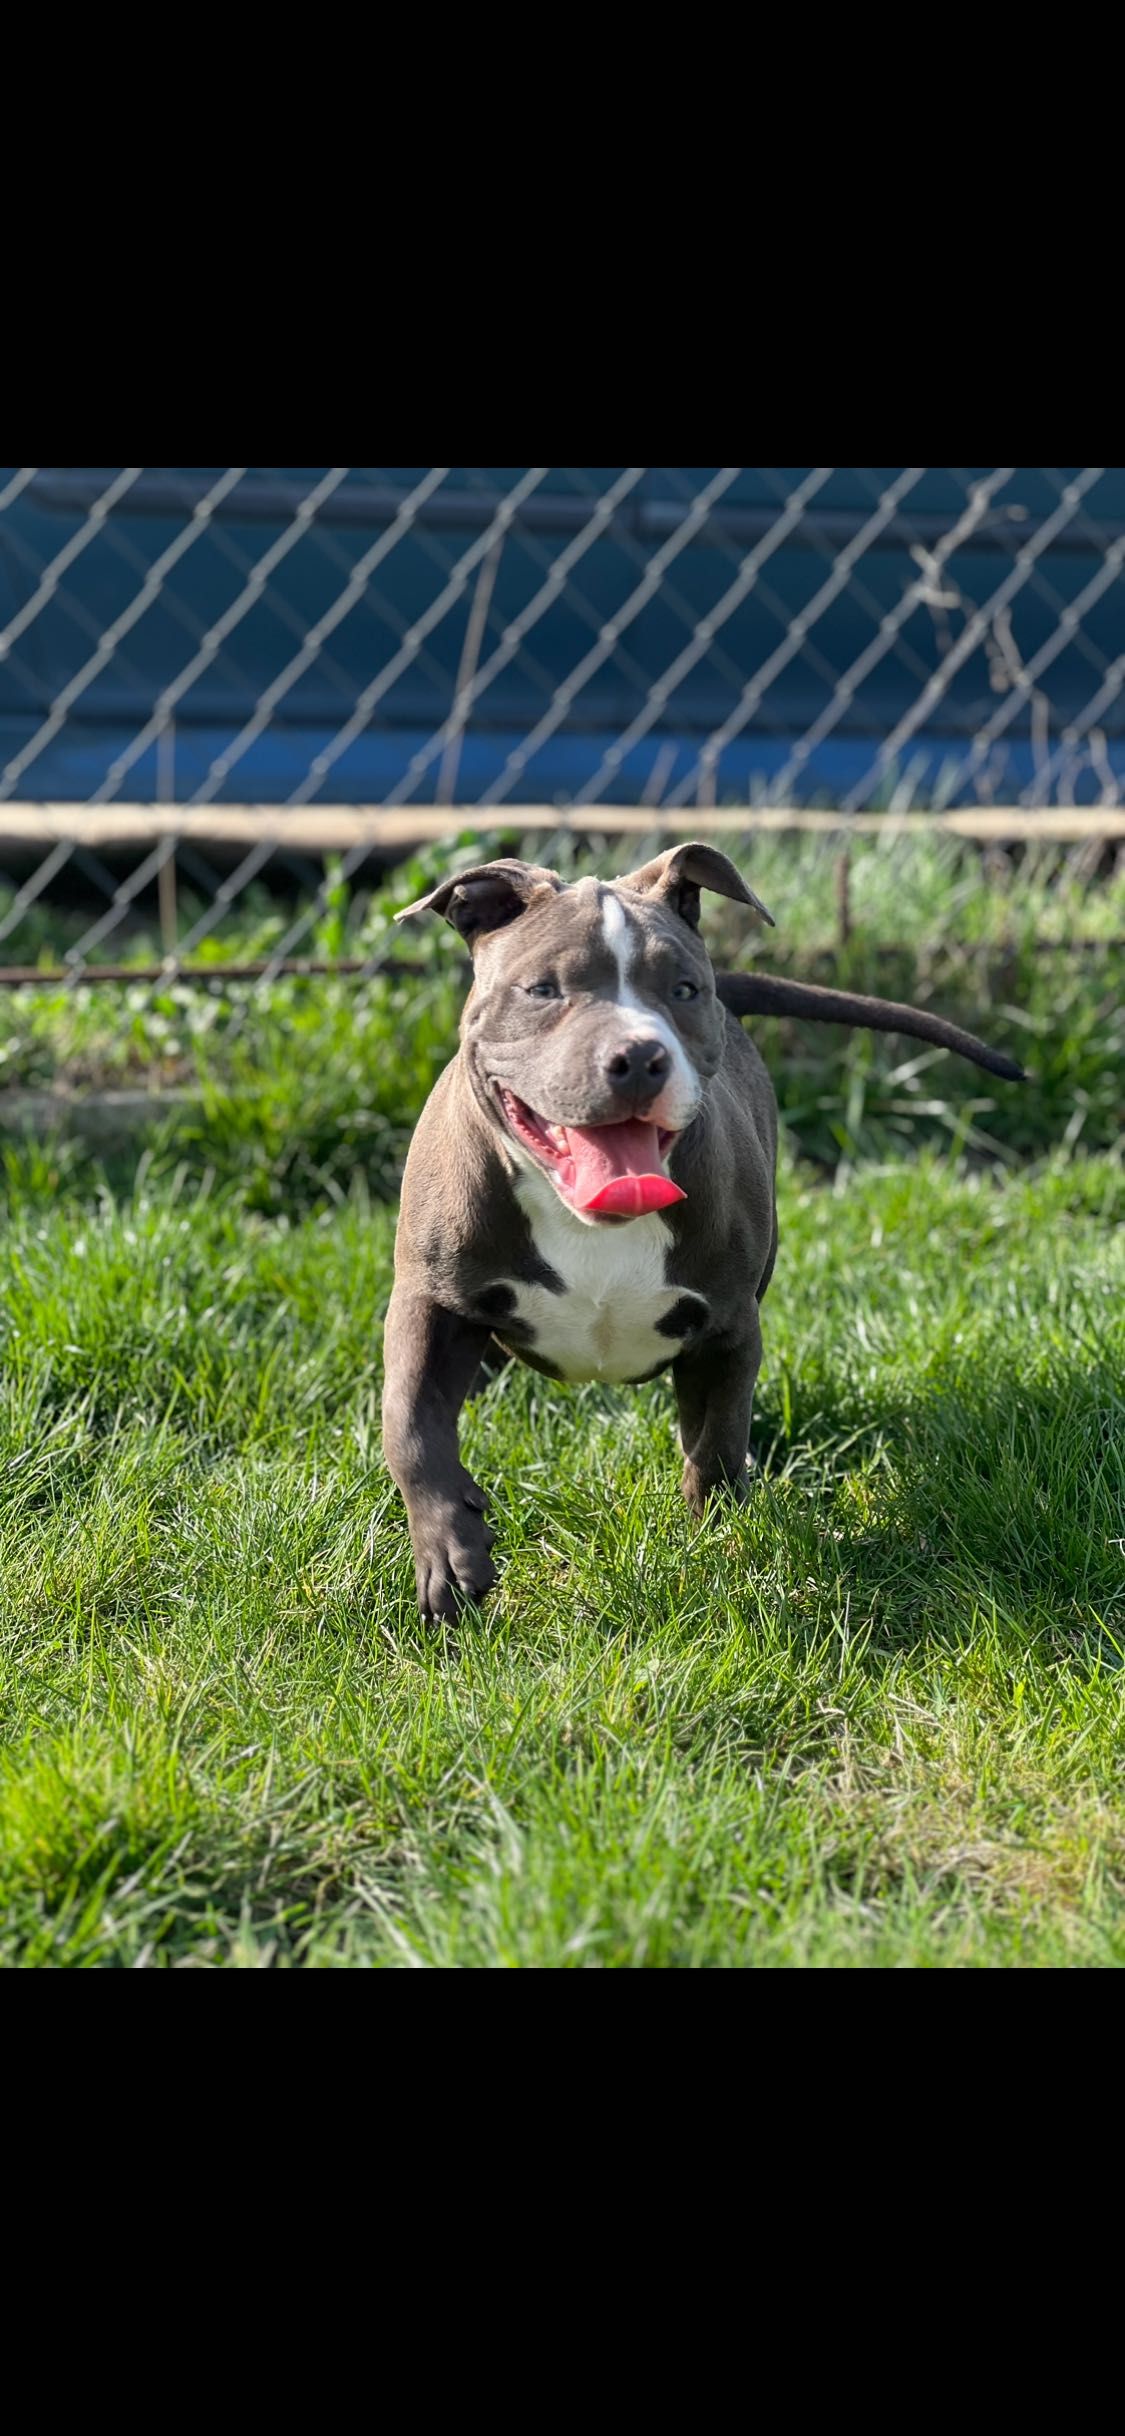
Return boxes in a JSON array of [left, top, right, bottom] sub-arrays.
[[495, 1087, 685, 1218]]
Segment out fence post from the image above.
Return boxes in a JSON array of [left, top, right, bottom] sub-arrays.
[[836, 843, 852, 949], [157, 720, 178, 957]]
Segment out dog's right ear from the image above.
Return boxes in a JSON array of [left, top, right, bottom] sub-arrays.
[[393, 858, 563, 947]]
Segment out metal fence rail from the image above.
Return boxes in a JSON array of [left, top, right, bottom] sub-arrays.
[[1, 467, 1123, 978]]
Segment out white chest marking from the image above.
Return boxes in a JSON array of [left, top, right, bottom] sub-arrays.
[[506, 1167, 683, 1383]]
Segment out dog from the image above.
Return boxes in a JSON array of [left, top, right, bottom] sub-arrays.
[[382, 844, 1025, 1620]]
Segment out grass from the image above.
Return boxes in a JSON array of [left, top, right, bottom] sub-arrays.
[[0, 824, 1122, 1964], [0, 1144, 1122, 1967], [1, 830, 1122, 1192]]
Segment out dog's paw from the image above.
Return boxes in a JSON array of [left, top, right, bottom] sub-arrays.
[[681, 1456, 753, 1520], [412, 1492, 497, 1622]]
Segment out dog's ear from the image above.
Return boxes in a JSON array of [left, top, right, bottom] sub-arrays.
[[618, 841, 774, 932], [394, 858, 563, 947]]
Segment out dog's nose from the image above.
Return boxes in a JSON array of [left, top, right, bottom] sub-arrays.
[[605, 1037, 670, 1097]]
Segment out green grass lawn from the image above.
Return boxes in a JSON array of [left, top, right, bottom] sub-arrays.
[[1, 829, 1122, 1965], [1, 1144, 1122, 1967]]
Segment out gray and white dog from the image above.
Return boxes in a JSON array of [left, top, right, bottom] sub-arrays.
[[383, 844, 1024, 1619]]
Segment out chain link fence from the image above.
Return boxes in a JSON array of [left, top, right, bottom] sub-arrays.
[[1, 467, 1123, 982]]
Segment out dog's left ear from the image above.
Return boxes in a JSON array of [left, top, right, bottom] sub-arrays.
[[394, 858, 563, 947], [618, 841, 774, 931]]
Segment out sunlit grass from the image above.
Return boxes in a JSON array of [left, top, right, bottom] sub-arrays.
[[0, 1146, 1121, 1967]]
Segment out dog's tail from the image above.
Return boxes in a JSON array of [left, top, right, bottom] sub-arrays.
[[714, 970, 1027, 1082]]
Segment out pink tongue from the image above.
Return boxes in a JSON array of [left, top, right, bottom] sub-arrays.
[[563, 1118, 686, 1217]]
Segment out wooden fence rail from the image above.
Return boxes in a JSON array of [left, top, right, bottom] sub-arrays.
[[1, 804, 1124, 854]]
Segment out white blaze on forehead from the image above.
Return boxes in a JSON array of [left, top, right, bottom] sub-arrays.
[[598, 886, 699, 1127], [600, 884, 632, 980]]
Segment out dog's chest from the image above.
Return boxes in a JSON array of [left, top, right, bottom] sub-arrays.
[[498, 1174, 693, 1384]]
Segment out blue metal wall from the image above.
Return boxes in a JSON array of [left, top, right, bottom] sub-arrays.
[[1, 469, 1122, 804]]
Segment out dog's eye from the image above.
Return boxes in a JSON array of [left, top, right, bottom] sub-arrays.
[[671, 980, 699, 1001], [525, 979, 559, 1000]]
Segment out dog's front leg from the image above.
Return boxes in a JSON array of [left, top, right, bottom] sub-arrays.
[[381, 1290, 498, 1621], [673, 1317, 763, 1518]]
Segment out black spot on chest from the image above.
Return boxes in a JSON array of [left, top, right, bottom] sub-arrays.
[[470, 1277, 558, 1348], [474, 1283, 516, 1323], [463, 1242, 563, 1311], [656, 1292, 709, 1342]]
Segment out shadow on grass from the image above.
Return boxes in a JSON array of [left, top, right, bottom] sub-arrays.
[[746, 1349, 1125, 1663], [450, 1338, 1124, 1678]]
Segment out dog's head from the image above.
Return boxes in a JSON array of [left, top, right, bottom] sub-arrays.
[[396, 844, 773, 1222]]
